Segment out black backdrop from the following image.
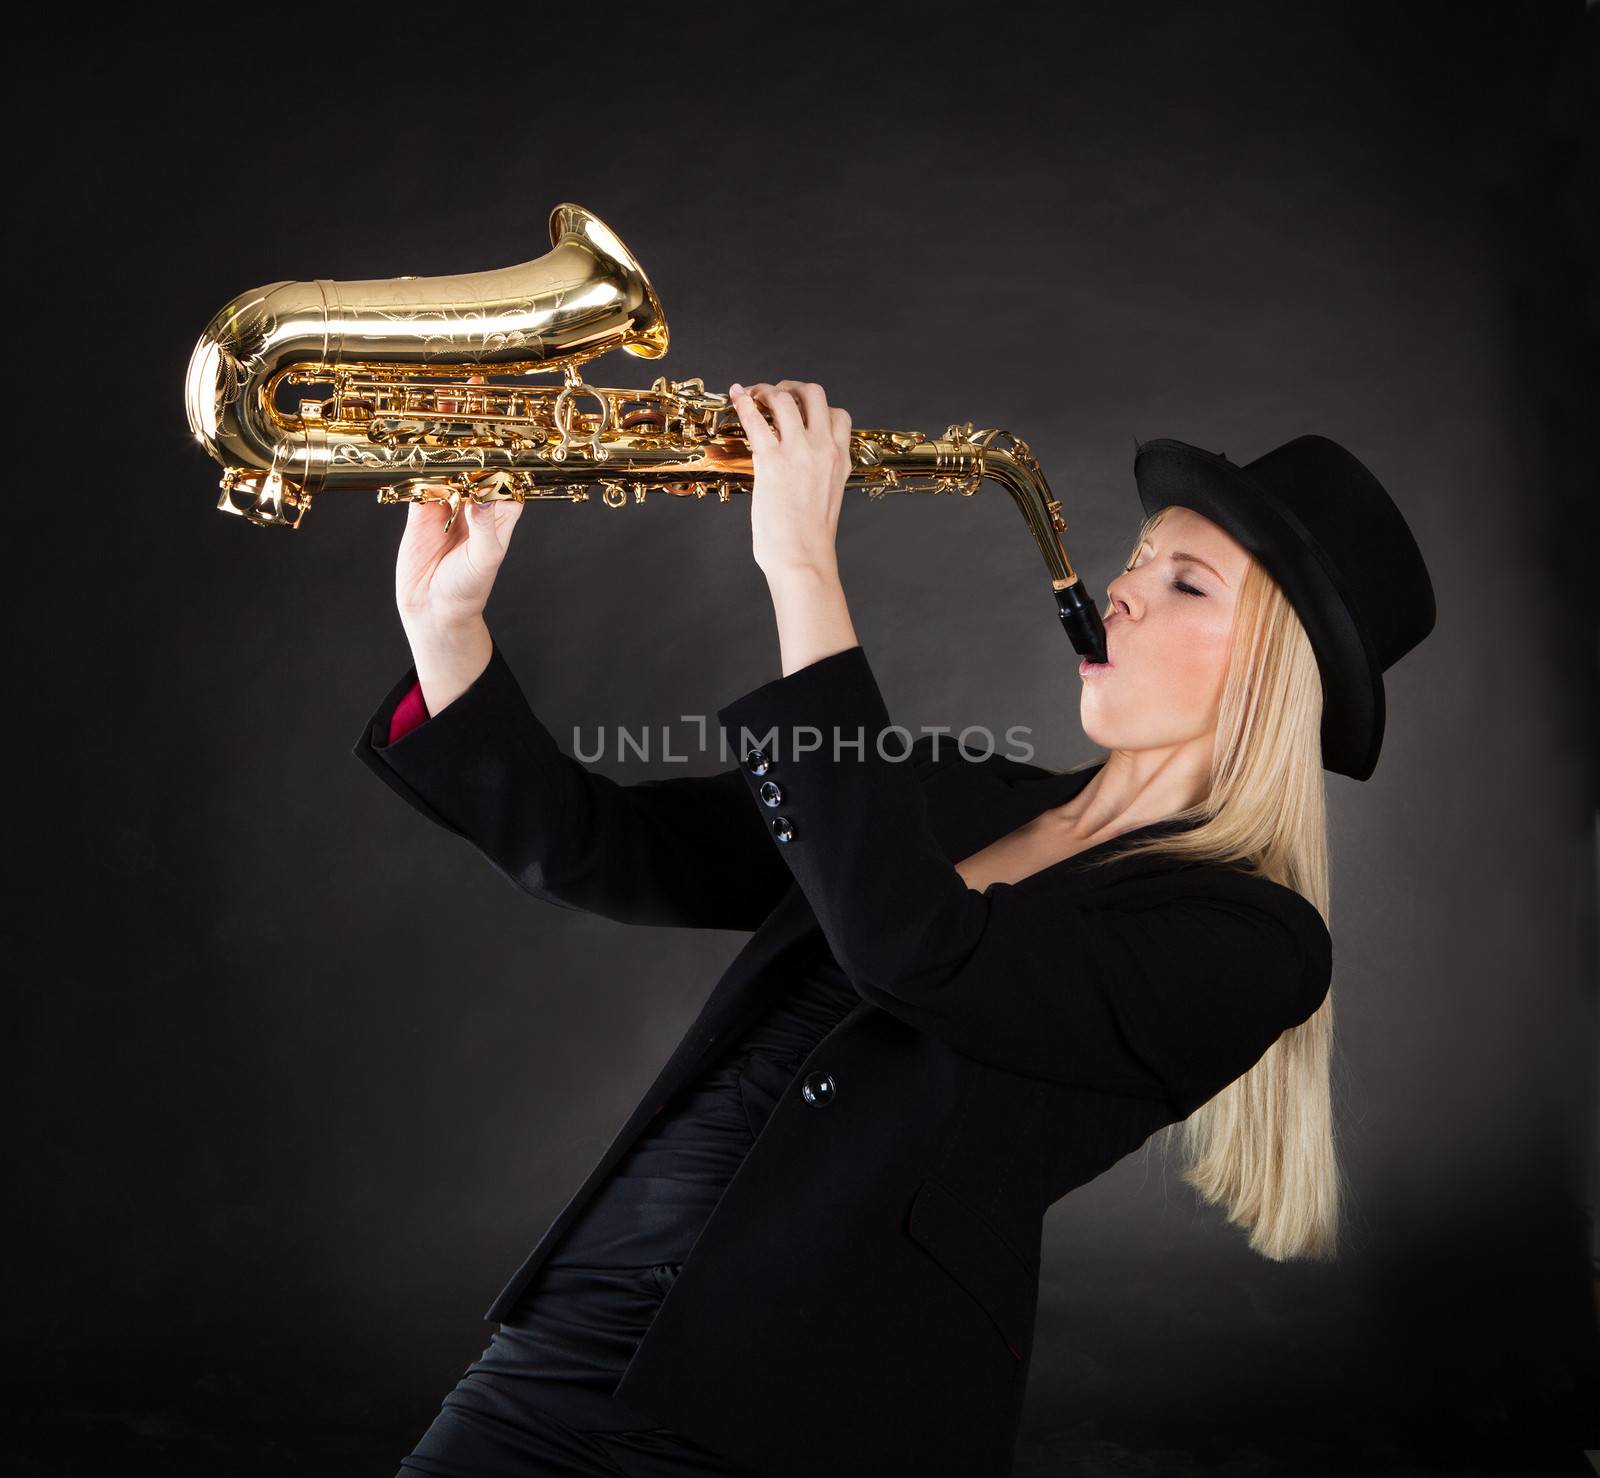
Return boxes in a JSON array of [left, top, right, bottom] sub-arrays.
[[11, 2, 1597, 1474]]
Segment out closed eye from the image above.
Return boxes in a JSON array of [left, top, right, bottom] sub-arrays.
[[1120, 559, 1209, 598]]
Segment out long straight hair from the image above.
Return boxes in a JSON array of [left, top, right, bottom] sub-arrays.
[[1079, 505, 1341, 1261]]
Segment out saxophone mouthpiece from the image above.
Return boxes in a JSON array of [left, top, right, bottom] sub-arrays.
[[1054, 582, 1108, 665]]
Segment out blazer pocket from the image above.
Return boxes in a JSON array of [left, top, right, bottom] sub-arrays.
[[905, 1177, 1036, 1362]]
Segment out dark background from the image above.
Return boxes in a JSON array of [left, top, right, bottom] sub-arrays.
[[11, 2, 1596, 1473]]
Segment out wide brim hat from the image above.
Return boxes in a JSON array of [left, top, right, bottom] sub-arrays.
[[1132, 435, 1436, 781]]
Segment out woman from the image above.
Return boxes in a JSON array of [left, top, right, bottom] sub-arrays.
[[354, 380, 1436, 1478]]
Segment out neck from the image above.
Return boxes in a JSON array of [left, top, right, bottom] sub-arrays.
[[1048, 743, 1214, 845]]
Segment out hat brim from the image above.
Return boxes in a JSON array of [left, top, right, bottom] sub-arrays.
[[1132, 438, 1384, 781]]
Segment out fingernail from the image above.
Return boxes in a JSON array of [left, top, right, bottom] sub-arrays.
[[729, 382, 743, 395]]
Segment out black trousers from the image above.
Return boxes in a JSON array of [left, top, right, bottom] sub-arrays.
[[395, 1053, 790, 1477]]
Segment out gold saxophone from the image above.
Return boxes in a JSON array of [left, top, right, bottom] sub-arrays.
[[184, 202, 1107, 660]]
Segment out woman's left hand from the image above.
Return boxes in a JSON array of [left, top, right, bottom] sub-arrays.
[[728, 380, 853, 580]]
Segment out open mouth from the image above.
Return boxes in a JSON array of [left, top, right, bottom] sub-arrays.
[[1079, 638, 1114, 676]]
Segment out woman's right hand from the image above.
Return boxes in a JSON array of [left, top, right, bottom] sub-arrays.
[[394, 375, 526, 634]]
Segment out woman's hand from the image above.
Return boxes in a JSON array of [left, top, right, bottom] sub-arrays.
[[728, 380, 853, 580], [394, 374, 526, 635], [727, 379, 860, 675]]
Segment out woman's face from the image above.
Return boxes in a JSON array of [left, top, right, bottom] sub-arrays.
[[1080, 506, 1252, 752]]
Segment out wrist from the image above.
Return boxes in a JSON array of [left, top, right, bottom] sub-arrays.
[[400, 608, 489, 651], [402, 617, 494, 719], [760, 557, 841, 591]]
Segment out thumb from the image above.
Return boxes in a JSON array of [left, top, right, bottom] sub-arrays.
[[464, 494, 520, 554]]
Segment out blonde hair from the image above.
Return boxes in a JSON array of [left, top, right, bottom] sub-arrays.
[[1080, 505, 1342, 1262]]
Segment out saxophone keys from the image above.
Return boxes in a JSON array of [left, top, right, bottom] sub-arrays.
[[440, 485, 465, 534]]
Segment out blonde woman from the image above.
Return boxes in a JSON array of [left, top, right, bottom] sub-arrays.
[[357, 379, 1435, 1478]]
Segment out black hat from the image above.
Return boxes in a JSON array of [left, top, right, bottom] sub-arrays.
[[1132, 434, 1436, 782]]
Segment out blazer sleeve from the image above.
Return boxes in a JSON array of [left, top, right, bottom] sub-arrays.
[[716, 643, 1333, 1111], [350, 635, 794, 932]]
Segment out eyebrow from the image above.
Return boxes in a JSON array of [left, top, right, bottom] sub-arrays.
[[1136, 540, 1229, 587]]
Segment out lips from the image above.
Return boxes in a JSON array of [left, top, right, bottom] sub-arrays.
[[1078, 636, 1114, 677]]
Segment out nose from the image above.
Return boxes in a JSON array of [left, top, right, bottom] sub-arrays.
[[1104, 582, 1133, 620]]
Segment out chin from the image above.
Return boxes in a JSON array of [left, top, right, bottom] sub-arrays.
[[1077, 709, 1116, 751], [1079, 695, 1147, 753]]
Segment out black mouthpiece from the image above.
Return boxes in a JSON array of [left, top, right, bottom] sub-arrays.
[[1055, 583, 1107, 665]]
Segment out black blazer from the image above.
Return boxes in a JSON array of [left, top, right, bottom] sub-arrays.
[[352, 638, 1332, 1478]]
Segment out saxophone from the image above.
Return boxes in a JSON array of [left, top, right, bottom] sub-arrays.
[[184, 202, 1108, 661]]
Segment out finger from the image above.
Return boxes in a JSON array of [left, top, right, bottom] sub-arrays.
[[828, 405, 852, 460], [441, 373, 484, 411], [407, 491, 449, 527], [749, 382, 805, 442], [735, 382, 787, 441], [776, 380, 829, 437], [728, 383, 780, 456], [465, 494, 515, 551], [771, 379, 811, 429]]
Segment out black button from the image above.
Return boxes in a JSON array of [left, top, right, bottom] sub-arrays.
[[771, 815, 796, 843], [801, 1071, 836, 1108], [744, 747, 771, 776], [758, 780, 783, 807]]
